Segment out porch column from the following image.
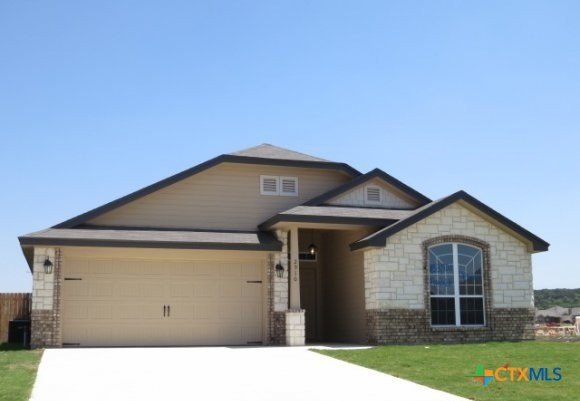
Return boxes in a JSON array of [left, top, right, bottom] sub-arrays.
[[289, 226, 300, 309], [286, 226, 305, 345]]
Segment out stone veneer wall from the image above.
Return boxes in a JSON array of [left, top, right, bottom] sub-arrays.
[[30, 248, 62, 348], [285, 310, 305, 346], [268, 230, 289, 344], [364, 202, 536, 344]]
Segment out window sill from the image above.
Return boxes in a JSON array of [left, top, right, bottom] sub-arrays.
[[430, 325, 489, 332]]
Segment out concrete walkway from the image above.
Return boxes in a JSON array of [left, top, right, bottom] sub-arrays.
[[30, 346, 469, 401]]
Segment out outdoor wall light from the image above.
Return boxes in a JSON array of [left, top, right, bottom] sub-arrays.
[[43, 257, 54, 274], [275, 263, 284, 278], [308, 229, 317, 255], [308, 243, 317, 255]]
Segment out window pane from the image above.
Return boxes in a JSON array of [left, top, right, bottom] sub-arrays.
[[460, 298, 484, 325], [431, 297, 456, 325], [429, 244, 455, 295], [458, 245, 482, 295]]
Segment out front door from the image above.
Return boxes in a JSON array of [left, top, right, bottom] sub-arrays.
[[300, 267, 317, 342]]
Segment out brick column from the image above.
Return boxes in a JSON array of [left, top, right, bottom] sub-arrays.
[[30, 247, 62, 348]]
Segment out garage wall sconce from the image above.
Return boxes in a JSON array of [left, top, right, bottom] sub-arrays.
[[43, 257, 54, 274], [275, 263, 284, 278]]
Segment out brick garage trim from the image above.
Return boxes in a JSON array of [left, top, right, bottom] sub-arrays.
[[31, 248, 62, 348]]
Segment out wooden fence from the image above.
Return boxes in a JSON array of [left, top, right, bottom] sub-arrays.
[[0, 293, 32, 343]]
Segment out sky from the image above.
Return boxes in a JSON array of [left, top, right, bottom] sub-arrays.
[[1, 1, 579, 292]]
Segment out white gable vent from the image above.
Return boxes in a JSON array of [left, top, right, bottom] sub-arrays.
[[280, 177, 298, 196], [260, 175, 298, 196], [365, 185, 381, 204], [260, 176, 279, 195]]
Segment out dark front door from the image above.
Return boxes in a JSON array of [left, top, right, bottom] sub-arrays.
[[300, 267, 317, 341]]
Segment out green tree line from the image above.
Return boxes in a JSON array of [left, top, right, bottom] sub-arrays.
[[534, 288, 580, 309]]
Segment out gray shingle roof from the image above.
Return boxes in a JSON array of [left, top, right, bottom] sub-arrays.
[[228, 143, 331, 162], [19, 228, 282, 251], [259, 206, 413, 229], [281, 206, 414, 219]]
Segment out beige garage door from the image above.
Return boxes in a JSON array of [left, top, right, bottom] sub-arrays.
[[61, 258, 264, 347]]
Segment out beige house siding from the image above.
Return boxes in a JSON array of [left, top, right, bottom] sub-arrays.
[[364, 202, 533, 311], [323, 229, 370, 343], [88, 163, 351, 230], [327, 179, 418, 209]]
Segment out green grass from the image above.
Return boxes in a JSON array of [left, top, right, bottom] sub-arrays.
[[0, 344, 42, 401], [315, 341, 578, 401]]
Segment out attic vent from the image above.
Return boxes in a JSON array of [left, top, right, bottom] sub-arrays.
[[260, 175, 298, 196], [280, 177, 298, 196], [261, 176, 279, 195], [365, 185, 381, 204]]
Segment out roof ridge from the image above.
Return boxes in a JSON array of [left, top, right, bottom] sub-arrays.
[[227, 143, 332, 162]]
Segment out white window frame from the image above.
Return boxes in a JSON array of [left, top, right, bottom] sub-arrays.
[[428, 243, 486, 327], [279, 176, 298, 197], [260, 175, 279, 196], [364, 185, 382, 205]]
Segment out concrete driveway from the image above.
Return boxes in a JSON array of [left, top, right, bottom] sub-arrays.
[[30, 346, 469, 401]]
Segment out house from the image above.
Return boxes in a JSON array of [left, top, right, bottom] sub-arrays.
[[19, 144, 549, 348], [535, 306, 572, 324]]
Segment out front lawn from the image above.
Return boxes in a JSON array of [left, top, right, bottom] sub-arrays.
[[0, 344, 42, 401], [315, 341, 578, 401]]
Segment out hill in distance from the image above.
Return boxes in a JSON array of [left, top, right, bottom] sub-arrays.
[[534, 288, 580, 310]]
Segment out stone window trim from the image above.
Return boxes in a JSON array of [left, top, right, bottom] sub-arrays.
[[422, 235, 493, 332]]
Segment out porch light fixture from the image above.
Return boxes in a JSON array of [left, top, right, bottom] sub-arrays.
[[308, 229, 317, 255], [43, 257, 53, 274], [308, 243, 317, 255], [275, 263, 284, 278]]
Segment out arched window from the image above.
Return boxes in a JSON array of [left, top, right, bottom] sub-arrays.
[[428, 243, 485, 326]]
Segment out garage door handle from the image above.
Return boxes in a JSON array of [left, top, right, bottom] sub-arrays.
[[167, 305, 170, 317], [163, 305, 166, 317]]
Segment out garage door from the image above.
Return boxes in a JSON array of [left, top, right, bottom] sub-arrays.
[[61, 258, 264, 347]]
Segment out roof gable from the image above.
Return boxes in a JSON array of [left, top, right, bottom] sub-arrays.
[[304, 168, 431, 208], [54, 147, 360, 229], [351, 190, 549, 252]]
